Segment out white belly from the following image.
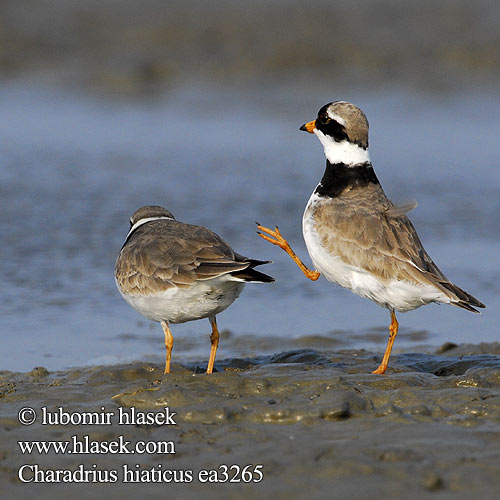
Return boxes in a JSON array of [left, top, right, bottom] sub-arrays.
[[302, 193, 448, 312], [117, 276, 245, 323]]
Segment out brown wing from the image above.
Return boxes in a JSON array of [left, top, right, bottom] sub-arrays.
[[313, 184, 484, 311], [115, 219, 250, 295]]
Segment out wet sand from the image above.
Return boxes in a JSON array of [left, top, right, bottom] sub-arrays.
[[2, 0, 499, 93], [2, 343, 500, 499]]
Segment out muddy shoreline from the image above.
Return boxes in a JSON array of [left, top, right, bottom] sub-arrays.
[[2, 0, 500, 93], [2, 343, 500, 499]]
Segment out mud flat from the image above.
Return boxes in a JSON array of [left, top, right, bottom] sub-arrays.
[[2, 343, 500, 499], [1, 0, 499, 92]]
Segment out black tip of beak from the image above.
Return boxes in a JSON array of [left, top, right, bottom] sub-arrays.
[[299, 124, 307, 131]]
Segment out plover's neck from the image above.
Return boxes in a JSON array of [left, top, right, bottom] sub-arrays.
[[315, 160, 380, 198], [314, 129, 370, 166], [126, 216, 173, 240]]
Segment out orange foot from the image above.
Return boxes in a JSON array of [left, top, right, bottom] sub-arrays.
[[371, 311, 398, 375], [257, 224, 291, 251], [371, 363, 388, 375], [256, 223, 320, 281]]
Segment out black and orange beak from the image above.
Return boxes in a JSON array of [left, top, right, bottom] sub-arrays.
[[299, 120, 316, 134]]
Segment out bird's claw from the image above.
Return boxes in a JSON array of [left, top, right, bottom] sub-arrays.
[[256, 224, 289, 250]]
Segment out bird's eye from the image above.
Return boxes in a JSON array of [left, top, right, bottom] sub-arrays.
[[319, 115, 330, 125]]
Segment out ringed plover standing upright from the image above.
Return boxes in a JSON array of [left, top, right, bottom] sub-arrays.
[[258, 101, 485, 374], [116, 206, 274, 374]]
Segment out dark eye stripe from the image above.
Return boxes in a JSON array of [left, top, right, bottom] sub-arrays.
[[319, 114, 329, 125], [316, 117, 349, 143]]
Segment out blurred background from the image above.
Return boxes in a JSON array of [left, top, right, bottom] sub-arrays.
[[1, 0, 499, 371]]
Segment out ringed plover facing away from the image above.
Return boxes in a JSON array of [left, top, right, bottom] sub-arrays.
[[258, 101, 485, 374], [116, 206, 274, 374]]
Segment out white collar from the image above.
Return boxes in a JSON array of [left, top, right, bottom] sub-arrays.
[[126, 216, 173, 240], [314, 129, 370, 166]]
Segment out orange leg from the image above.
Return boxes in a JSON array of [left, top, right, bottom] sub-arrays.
[[206, 316, 219, 374], [161, 320, 174, 374], [257, 224, 320, 281], [372, 310, 399, 374]]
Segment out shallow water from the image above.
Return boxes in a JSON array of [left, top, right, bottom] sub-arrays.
[[1, 82, 499, 372]]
